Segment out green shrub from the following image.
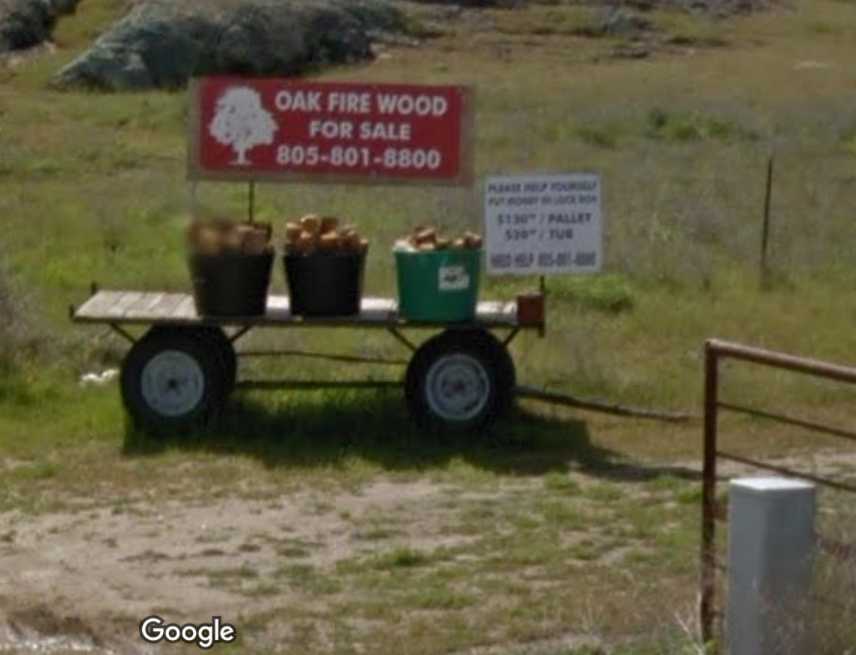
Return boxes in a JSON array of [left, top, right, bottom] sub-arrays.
[[838, 123, 856, 154], [0, 254, 28, 373], [645, 108, 758, 142], [576, 124, 620, 149], [380, 547, 429, 568], [548, 274, 635, 313], [543, 471, 581, 493]]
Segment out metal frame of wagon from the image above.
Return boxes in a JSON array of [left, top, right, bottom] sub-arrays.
[[70, 283, 545, 434]]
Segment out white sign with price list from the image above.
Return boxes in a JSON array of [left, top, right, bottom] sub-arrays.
[[484, 173, 602, 275]]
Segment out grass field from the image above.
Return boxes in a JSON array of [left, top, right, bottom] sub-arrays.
[[2, 0, 856, 653]]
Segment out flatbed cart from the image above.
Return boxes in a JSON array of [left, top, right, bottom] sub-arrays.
[[71, 287, 545, 434]]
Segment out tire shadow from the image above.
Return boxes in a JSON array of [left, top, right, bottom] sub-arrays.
[[121, 387, 700, 483]]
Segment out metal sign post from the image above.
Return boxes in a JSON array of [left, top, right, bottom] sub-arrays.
[[248, 180, 255, 223]]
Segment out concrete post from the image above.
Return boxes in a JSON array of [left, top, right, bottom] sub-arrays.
[[727, 477, 816, 655]]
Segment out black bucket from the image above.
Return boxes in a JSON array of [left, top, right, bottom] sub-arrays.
[[189, 251, 274, 317], [284, 251, 365, 317]]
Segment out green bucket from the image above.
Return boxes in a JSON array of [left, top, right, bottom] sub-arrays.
[[395, 249, 482, 322]]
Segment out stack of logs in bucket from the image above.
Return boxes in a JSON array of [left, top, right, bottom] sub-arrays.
[[186, 215, 367, 318], [282, 214, 367, 317], [394, 225, 482, 253], [187, 219, 273, 256], [187, 220, 275, 317], [393, 225, 484, 322], [186, 217, 487, 321], [283, 215, 369, 256]]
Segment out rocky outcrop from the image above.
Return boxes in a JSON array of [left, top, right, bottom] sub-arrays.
[[632, 0, 775, 13], [52, 0, 408, 91], [0, 0, 79, 53], [405, 0, 523, 6]]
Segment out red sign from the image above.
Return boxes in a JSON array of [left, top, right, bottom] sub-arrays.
[[188, 77, 474, 186]]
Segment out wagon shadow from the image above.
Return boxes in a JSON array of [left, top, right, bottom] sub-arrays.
[[121, 388, 700, 482]]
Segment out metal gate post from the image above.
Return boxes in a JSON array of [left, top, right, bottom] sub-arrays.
[[701, 340, 719, 647]]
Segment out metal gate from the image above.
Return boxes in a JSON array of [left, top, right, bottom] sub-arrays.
[[700, 338, 856, 646]]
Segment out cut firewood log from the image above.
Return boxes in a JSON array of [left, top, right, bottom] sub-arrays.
[[320, 216, 339, 234], [299, 214, 322, 236]]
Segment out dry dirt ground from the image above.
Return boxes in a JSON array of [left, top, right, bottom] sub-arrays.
[[0, 477, 539, 654], [1, 450, 855, 654], [0, 480, 420, 651]]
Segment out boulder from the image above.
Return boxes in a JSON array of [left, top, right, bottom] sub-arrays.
[[53, 0, 408, 91], [0, 0, 79, 53], [601, 8, 653, 36], [668, 0, 772, 13], [405, 0, 524, 6]]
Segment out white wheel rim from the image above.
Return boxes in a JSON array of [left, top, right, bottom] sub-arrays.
[[141, 350, 205, 417], [425, 353, 490, 422]]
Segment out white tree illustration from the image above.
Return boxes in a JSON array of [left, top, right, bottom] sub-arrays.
[[209, 87, 278, 166]]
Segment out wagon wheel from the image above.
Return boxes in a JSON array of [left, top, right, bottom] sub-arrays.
[[193, 327, 237, 395], [405, 329, 516, 432], [150, 325, 237, 396], [120, 328, 226, 436]]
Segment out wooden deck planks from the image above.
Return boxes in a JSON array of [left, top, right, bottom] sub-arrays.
[[75, 291, 122, 318], [476, 300, 516, 322], [104, 291, 146, 319], [73, 291, 522, 328], [266, 295, 291, 316], [266, 295, 289, 310], [171, 296, 197, 321], [123, 293, 166, 319], [148, 293, 187, 318], [358, 297, 397, 322]]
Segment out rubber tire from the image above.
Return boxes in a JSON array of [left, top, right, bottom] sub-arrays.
[[405, 329, 516, 432], [480, 330, 517, 418], [194, 327, 237, 395], [120, 329, 225, 436], [150, 326, 236, 396]]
